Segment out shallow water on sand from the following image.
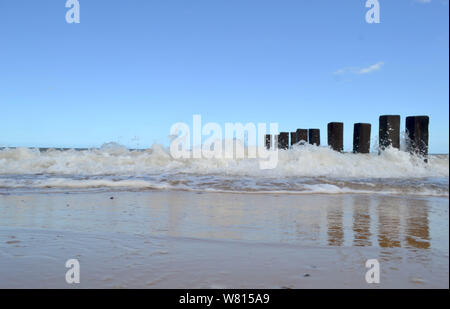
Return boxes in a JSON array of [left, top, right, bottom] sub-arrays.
[[0, 191, 448, 288]]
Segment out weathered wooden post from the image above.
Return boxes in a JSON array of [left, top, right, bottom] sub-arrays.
[[265, 134, 272, 150], [406, 116, 429, 160], [278, 132, 289, 149], [290, 132, 297, 146], [308, 129, 320, 146], [379, 115, 400, 150], [296, 129, 308, 144], [327, 122, 344, 152], [353, 123, 371, 153]]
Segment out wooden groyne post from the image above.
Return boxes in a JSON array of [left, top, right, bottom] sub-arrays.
[[308, 129, 320, 146], [379, 115, 400, 150], [278, 132, 289, 149], [290, 132, 297, 146], [270, 114, 430, 154], [265, 134, 272, 150], [327, 122, 344, 152], [296, 129, 308, 145], [353, 123, 371, 153], [406, 116, 429, 160]]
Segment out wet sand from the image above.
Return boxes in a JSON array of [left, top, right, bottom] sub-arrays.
[[0, 191, 448, 288]]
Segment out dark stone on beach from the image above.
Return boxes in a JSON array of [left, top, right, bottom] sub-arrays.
[[304, 273, 311, 277], [406, 116, 429, 161], [110, 197, 114, 200], [278, 132, 289, 150], [327, 122, 344, 152], [308, 129, 320, 146], [379, 115, 400, 150], [353, 123, 371, 154]]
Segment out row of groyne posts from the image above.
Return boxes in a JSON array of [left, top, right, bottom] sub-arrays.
[[265, 115, 429, 159]]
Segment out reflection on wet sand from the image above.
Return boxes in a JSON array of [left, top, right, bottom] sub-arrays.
[[0, 190, 446, 288], [322, 195, 431, 251], [327, 197, 344, 246], [0, 192, 436, 255], [0, 191, 449, 286], [405, 200, 430, 249], [0, 192, 435, 252], [377, 196, 402, 248], [352, 196, 372, 247]]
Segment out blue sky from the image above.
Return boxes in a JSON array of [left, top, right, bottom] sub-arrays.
[[0, 0, 448, 153]]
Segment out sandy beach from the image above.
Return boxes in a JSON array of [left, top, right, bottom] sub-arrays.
[[1, 190, 448, 288], [1, 0, 449, 294]]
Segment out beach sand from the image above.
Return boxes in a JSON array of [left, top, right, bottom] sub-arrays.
[[0, 190, 448, 288]]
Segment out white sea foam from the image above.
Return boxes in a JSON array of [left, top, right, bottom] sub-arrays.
[[0, 143, 448, 196], [0, 142, 448, 177]]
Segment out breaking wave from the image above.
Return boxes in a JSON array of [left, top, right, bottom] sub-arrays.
[[0, 142, 448, 196]]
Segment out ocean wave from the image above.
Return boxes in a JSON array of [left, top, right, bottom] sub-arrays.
[[0, 143, 448, 196], [0, 142, 448, 178]]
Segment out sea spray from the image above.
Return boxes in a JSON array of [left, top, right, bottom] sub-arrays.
[[0, 142, 447, 178], [0, 142, 448, 196]]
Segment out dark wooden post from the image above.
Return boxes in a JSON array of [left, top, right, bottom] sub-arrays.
[[353, 123, 371, 153], [379, 115, 400, 150], [265, 134, 271, 150], [296, 129, 308, 145], [278, 132, 289, 149], [290, 132, 297, 146], [308, 129, 320, 146], [406, 116, 429, 160], [327, 122, 344, 152]]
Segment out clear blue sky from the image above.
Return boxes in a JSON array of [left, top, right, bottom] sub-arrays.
[[0, 0, 448, 153]]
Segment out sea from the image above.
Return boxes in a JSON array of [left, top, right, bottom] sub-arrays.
[[0, 142, 448, 196]]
